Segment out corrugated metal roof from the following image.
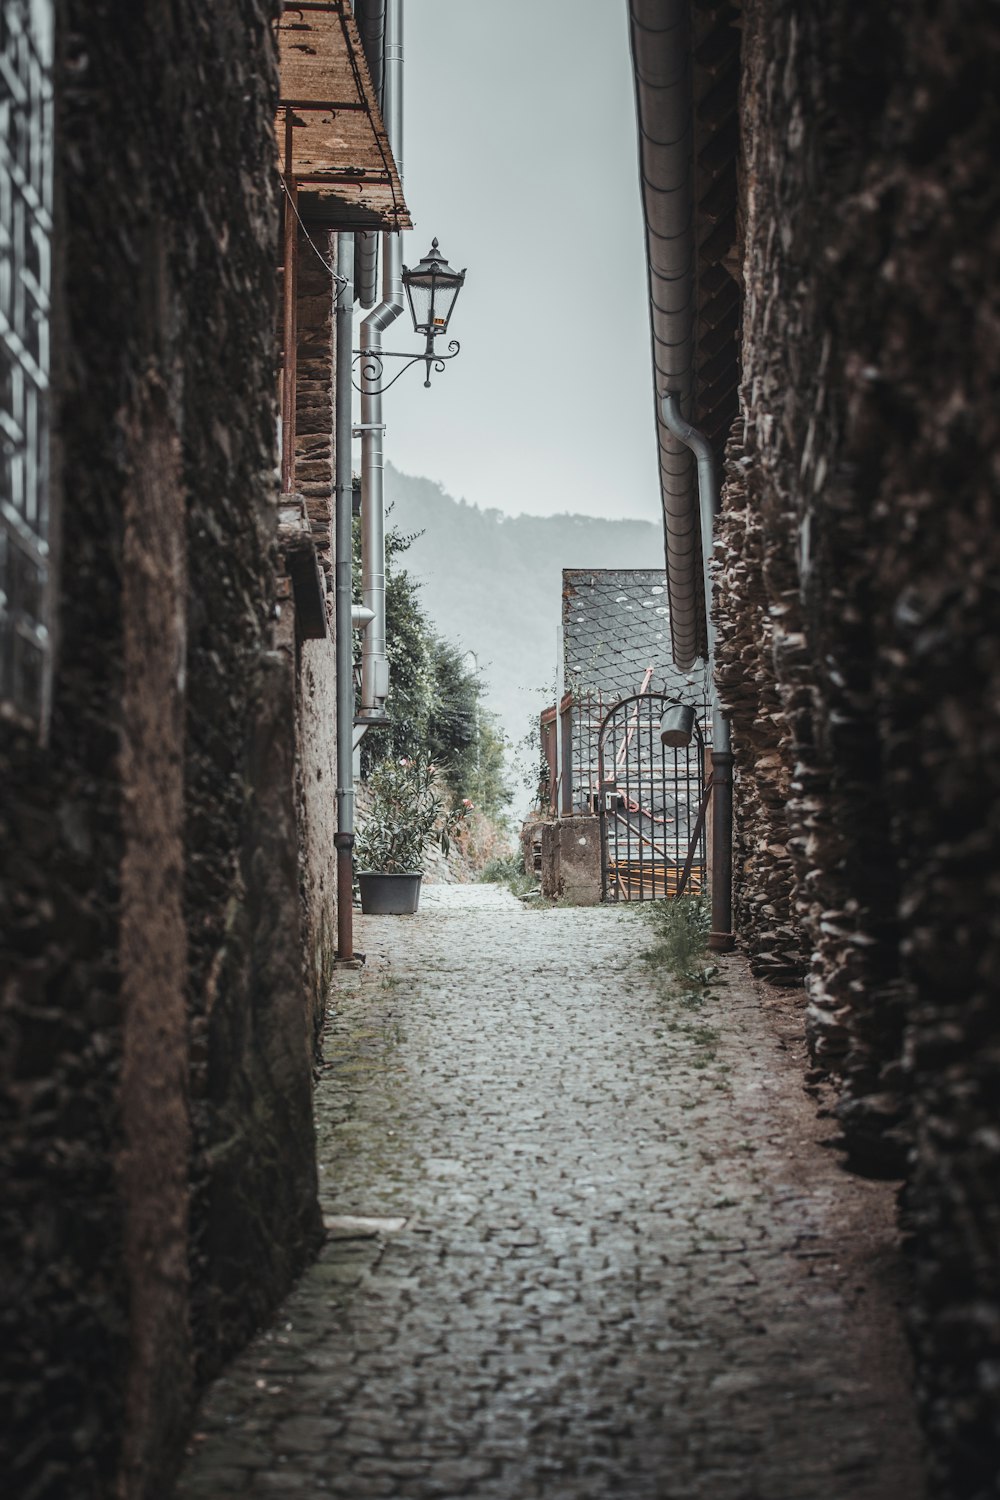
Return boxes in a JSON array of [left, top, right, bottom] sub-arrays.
[[277, 2, 411, 230]]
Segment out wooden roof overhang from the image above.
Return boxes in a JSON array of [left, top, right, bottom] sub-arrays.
[[277, 1, 411, 230]]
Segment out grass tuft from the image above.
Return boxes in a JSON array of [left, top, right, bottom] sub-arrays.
[[639, 895, 715, 992], [477, 854, 538, 899]]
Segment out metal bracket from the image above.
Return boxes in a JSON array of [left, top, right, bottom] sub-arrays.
[[352, 423, 386, 436], [352, 339, 461, 394]]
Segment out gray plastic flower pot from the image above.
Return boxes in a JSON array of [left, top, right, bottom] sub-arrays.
[[357, 871, 423, 915]]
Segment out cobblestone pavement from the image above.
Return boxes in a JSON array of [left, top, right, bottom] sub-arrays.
[[176, 886, 925, 1499]]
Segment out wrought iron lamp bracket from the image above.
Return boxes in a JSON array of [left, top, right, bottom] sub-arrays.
[[352, 339, 461, 394]]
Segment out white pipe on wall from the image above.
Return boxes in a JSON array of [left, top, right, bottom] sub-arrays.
[[555, 624, 565, 816]]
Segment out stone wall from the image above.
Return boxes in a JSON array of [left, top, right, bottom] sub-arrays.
[[714, 460, 804, 986], [722, 2, 1000, 1490], [719, 3, 904, 1129], [0, 4, 322, 1495]]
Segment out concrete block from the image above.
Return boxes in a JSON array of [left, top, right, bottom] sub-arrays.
[[556, 816, 601, 906]]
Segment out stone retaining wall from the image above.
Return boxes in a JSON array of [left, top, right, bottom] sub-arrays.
[[723, 3, 1000, 1489]]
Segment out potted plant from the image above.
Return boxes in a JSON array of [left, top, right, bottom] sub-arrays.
[[355, 758, 465, 914]]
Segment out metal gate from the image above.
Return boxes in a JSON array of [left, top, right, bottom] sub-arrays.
[[598, 694, 707, 902]]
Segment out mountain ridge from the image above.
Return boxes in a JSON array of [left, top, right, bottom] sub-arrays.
[[382, 463, 665, 789]]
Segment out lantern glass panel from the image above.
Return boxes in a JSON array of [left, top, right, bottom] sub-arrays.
[[405, 277, 434, 334], [429, 277, 461, 333]]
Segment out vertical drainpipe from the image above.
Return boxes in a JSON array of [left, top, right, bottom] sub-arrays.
[[661, 393, 734, 951], [554, 624, 565, 816], [355, 237, 380, 311], [334, 233, 356, 961], [359, 0, 403, 718], [280, 108, 298, 495]]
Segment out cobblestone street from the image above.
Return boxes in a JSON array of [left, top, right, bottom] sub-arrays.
[[176, 886, 925, 1499]]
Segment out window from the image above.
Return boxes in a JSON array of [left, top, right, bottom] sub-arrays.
[[1, 0, 53, 729]]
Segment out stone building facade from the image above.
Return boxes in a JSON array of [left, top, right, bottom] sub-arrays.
[[713, 2, 1000, 1490], [1, 3, 327, 1496]]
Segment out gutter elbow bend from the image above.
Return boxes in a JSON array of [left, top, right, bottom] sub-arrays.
[[661, 391, 713, 468], [361, 278, 404, 337], [660, 388, 721, 667]]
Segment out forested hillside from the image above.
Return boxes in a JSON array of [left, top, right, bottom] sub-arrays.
[[383, 464, 663, 781]]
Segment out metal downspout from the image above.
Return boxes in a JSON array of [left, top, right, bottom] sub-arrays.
[[661, 393, 733, 951], [356, 240, 379, 312], [353, 0, 385, 309], [280, 109, 299, 495], [358, 0, 402, 719], [335, 233, 357, 961], [554, 625, 565, 816]]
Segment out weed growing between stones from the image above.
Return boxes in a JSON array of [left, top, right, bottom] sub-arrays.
[[639, 895, 717, 1002], [637, 896, 728, 1073]]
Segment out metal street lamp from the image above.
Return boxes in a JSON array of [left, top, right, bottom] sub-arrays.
[[353, 238, 467, 393], [403, 238, 465, 345]]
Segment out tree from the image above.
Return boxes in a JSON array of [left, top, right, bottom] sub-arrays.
[[354, 518, 512, 820]]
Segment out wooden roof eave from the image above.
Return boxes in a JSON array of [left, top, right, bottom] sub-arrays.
[[277, 1, 411, 232]]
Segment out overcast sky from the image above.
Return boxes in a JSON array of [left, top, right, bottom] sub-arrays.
[[352, 0, 661, 525]]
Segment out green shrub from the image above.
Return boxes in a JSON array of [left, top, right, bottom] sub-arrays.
[[353, 758, 442, 873], [355, 519, 512, 817]]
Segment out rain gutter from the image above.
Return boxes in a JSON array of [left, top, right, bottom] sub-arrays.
[[628, 0, 702, 671], [630, 0, 733, 946]]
